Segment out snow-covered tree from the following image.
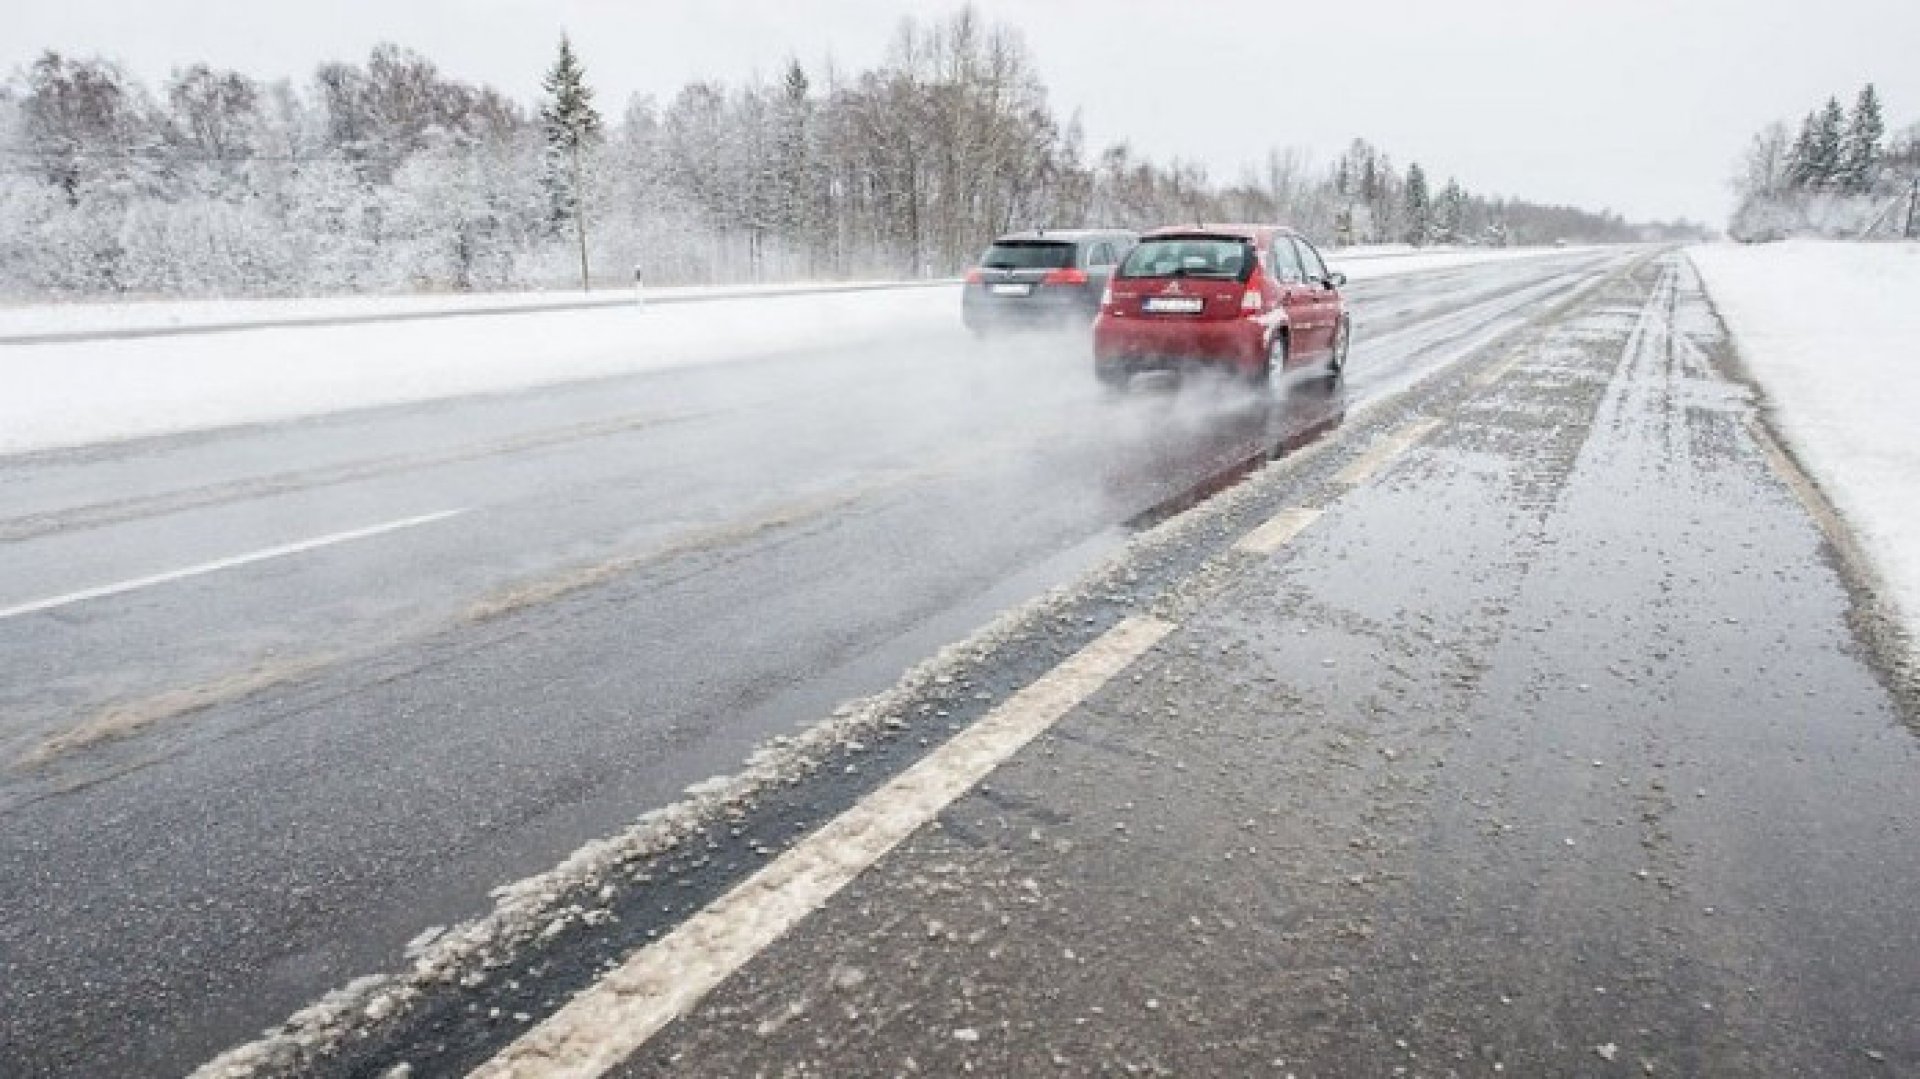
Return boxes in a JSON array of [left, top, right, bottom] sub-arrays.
[[1810, 97, 1847, 189], [18, 52, 161, 203], [540, 34, 602, 288], [771, 60, 820, 273], [1730, 86, 1908, 240], [162, 65, 262, 167], [1785, 113, 1817, 190], [1403, 163, 1431, 246], [1432, 177, 1465, 243], [0, 12, 1670, 299], [1840, 83, 1885, 193], [1740, 121, 1792, 198]]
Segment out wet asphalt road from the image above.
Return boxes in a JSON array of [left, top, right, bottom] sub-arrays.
[[0, 251, 1633, 1077], [607, 257, 1920, 1076]]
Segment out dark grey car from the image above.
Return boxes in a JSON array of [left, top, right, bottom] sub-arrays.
[[961, 229, 1137, 334]]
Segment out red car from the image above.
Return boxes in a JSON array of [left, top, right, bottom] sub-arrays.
[[1091, 225, 1349, 389]]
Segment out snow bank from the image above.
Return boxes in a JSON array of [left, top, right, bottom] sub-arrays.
[[0, 279, 953, 340], [1324, 243, 1419, 259], [1332, 245, 1603, 281], [0, 287, 958, 455], [1689, 240, 1920, 627]]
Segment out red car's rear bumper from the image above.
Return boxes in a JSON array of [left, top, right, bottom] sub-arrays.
[[1092, 315, 1267, 374]]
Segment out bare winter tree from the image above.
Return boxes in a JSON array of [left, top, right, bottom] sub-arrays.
[[18, 52, 152, 202]]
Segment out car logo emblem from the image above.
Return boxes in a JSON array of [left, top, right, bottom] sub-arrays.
[[1162, 282, 1185, 295]]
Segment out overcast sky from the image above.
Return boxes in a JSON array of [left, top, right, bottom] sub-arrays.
[[10, 1, 1917, 225]]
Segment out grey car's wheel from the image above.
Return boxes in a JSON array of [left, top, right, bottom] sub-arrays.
[[1328, 318, 1350, 377]]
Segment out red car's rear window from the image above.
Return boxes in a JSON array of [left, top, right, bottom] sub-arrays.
[[1118, 237, 1255, 281]]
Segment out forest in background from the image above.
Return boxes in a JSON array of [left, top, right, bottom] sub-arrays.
[[0, 7, 1700, 299], [1730, 84, 1920, 241]]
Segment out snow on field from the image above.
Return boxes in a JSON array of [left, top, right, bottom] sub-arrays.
[[0, 246, 1604, 457], [1332, 245, 1602, 281], [1689, 241, 1920, 628], [0, 279, 953, 340], [0, 287, 958, 455]]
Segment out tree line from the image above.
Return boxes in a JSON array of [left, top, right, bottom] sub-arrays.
[[0, 7, 1681, 299], [1732, 83, 1919, 240]]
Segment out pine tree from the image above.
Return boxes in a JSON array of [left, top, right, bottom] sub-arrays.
[[1433, 178, 1465, 243], [1785, 113, 1818, 190], [1809, 96, 1846, 189], [1841, 83, 1885, 193], [1403, 162, 1431, 246], [540, 34, 602, 288], [773, 59, 816, 267]]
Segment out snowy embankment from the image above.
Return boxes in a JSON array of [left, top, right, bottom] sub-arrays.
[[0, 279, 955, 342], [1332, 244, 1602, 280], [1689, 240, 1920, 630], [0, 288, 959, 455], [0, 246, 1597, 457]]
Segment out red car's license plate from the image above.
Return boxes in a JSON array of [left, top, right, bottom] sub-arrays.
[[1144, 296, 1204, 314]]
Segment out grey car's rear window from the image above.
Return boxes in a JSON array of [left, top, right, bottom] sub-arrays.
[[980, 242, 1077, 269]]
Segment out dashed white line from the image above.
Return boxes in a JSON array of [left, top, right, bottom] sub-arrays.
[[1234, 507, 1324, 555], [1332, 418, 1442, 488], [468, 615, 1175, 1079], [0, 508, 468, 621], [1471, 353, 1526, 388]]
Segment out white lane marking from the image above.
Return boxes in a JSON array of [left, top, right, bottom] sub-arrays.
[[0, 509, 468, 621], [1332, 418, 1442, 489], [1234, 507, 1324, 556], [1471, 353, 1525, 388], [470, 615, 1176, 1079]]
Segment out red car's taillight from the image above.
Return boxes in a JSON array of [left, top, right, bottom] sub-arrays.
[[1240, 269, 1268, 314], [1042, 268, 1089, 286]]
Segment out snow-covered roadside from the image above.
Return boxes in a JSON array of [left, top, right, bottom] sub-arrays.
[[0, 279, 954, 340], [0, 287, 958, 456], [1332, 245, 1604, 280], [1689, 241, 1920, 631]]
